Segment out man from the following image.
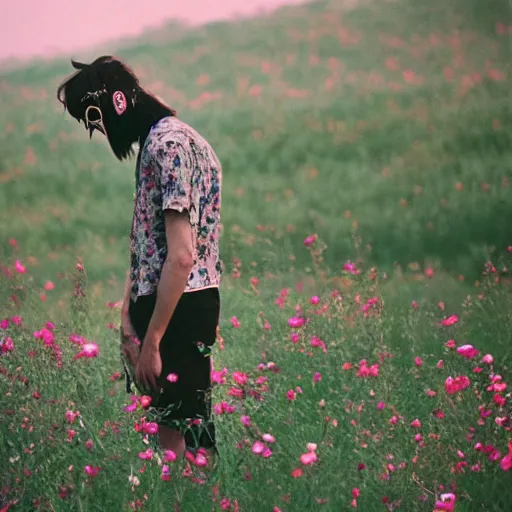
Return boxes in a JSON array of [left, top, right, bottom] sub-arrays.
[[57, 56, 222, 458]]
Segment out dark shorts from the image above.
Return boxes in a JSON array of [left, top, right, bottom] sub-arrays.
[[125, 287, 220, 450]]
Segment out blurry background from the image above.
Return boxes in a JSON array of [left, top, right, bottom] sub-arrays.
[[1, 0, 511, 301], [1, 0, 308, 65]]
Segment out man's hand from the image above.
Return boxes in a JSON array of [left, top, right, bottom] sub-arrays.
[[135, 342, 162, 391]]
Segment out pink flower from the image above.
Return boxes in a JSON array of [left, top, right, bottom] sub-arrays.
[[434, 493, 456, 511], [140, 395, 152, 408], [313, 372, 322, 383], [220, 498, 231, 510], [141, 422, 159, 435], [445, 375, 470, 394], [494, 394, 506, 407], [167, 373, 179, 383], [164, 450, 177, 462], [138, 448, 153, 460], [213, 401, 236, 415], [123, 401, 137, 413], [500, 442, 512, 471], [85, 439, 94, 451], [377, 401, 386, 410], [0, 319, 9, 330], [262, 447, 273, 458], [445, 339, 456, 349], [232, 371, 248, 386], [410, 419, 421, 428], [411, 300, 419, 309], [300, 451, 318, 465], [482, 354, 494, 364], [262, 433, 275, 443], [457, 344, 479, 359], [189, 449, 209, 466], [480, 407, 492, 419], [306, 443, 317, 452], [437, 360, 444, 369], [440, 315, 459, 326], [425, 267, 434, 278], [11, 316, 22, 326], [241, 415, 251, 427], [357, 360, 379, 378], [231, 316, 241, 328], [288, 316, 305, 328], [44, 281, 55, 291], [161, 464, 171, 481], [310, 336, 327, 353], [343, 261, 360, 275], [488, 381, 508, 392], [291, 467, 303, 478], [228, 386, 244, 398], [74, 342, 99, 360], [310, 296, 320, 305], [34, 328, 54, 346], [252, 441, 265, 455], [14, 260, 26, 274], [211, 367, 228, 385], [65, 410, 80, 424], [414, 356, 423, 367], [1, 337, 14, 354], [286, 390, 297, 401], [290, 332, 300, 343], [69, 333, 86, 345], [303, 234, 317, 246], [352, 488, 360, 499], [84, 465, 101, 477]]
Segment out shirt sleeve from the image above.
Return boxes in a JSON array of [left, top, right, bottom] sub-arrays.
[[153, 140, 192, 213]]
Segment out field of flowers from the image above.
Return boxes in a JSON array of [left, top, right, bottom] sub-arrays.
[[1, 0, 512, 510]]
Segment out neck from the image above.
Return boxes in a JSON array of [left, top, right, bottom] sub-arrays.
[[133, 89, 175, 146]]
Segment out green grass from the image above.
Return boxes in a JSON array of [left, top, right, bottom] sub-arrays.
[[2, 0, 512, 509]]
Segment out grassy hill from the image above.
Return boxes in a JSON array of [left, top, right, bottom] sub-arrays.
[[2, 0, 512, 510], [1, 0, 512, 287]]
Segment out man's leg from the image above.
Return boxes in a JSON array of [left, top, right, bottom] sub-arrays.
[[159, 425, 186, 457]]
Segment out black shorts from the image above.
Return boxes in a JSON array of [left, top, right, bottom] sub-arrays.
[[126, 287, 220, 450]]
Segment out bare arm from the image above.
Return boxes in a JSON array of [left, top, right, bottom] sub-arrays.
[[135, 209, 194, 390], [144, 209, 194, 346]]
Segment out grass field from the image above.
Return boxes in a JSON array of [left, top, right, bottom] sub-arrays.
[[2, 0, 512, 510]]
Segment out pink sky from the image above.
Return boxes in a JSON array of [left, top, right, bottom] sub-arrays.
[[1, 0, 306, 63]]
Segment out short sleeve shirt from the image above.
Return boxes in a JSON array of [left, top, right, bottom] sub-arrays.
[[129, 116, 222, 301]]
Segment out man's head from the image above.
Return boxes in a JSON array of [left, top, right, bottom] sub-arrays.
[[57, 56, 174, 161]]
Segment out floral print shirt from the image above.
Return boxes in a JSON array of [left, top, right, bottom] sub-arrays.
[[130, 116, 222, 301]]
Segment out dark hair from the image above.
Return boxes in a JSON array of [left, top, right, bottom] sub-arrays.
[[57, 56, 176, 161]]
